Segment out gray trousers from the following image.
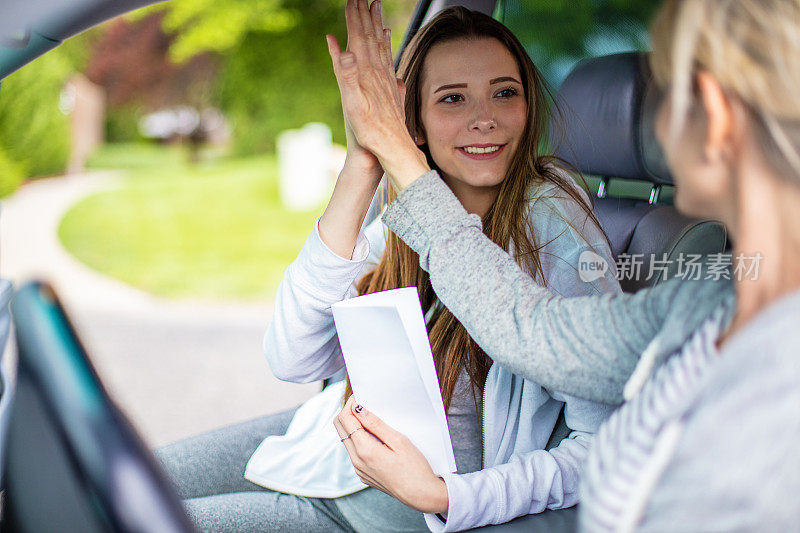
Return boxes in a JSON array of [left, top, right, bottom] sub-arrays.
[[155, 408, 355, 533]]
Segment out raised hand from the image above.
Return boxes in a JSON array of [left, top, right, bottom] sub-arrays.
[[317, 0, 429, 260], [317, 0, 393, 259], [332, 0, 403, 178], [326, 0, 429, 190]]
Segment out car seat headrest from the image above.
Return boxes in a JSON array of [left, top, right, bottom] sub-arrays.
[[551, 52, 672, 186]]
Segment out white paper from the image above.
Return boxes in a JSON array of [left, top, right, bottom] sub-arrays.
[[332, 287, 456, 476]]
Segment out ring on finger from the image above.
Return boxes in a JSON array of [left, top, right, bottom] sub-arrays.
[[341, 427, 364, 442]]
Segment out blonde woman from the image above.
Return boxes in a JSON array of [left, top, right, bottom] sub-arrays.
[[157, 5, 620, 532], [333, 0, 800, 531]]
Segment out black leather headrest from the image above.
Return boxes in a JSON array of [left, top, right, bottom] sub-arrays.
[[551, 52, 672, 185]]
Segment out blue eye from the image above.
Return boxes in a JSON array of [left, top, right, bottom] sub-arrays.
[[496, 87, 518, 98], [440, 94, 464, 104]]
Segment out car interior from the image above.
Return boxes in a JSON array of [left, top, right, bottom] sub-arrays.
[[0, 0, 728, 531], [553, 50, 727, 293], [4, 281, 195, 533]]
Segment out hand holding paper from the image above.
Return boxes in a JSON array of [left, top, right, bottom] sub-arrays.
[[331, 287, 456, 477], [334, 396, 450, 515]]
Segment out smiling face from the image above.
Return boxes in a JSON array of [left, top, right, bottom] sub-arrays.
[[416, 37, 527, 209]]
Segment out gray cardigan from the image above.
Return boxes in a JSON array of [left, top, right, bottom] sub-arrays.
[[382, 170, 734, 405], [382, 170, 800, 531]]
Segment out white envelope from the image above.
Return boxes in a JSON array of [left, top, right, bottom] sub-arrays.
[[332, 287, 456, 476]]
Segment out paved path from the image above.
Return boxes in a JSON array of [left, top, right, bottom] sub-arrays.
[[0, 172, 318, 447]]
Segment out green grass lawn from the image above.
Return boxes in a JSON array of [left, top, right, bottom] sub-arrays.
[[59, 143, 326, 300]]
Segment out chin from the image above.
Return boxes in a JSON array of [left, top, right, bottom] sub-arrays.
[[674, 191, 714, 220], [469, 176, 505, 188], [443, 170, 504, 191], [464, 169, 507, 188]]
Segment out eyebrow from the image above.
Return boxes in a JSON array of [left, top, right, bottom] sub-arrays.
[[433, 77, 522, 93], [434, 83, 467, 93], [490, 76, 522, 85]]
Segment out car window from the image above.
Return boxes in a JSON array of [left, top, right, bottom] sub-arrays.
[[494, 0, 657, 89], [495, 0, 672, 203]]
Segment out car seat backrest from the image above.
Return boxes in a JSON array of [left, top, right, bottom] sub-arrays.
[[551, 52, 727, 293]]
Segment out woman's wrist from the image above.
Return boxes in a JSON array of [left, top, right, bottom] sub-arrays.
[[417, 476, 449, 514], [342, 153, 384, 181], [376, 134, 431, 191], [404, 474, 449, 514]]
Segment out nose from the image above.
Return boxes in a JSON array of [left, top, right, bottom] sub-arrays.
[[470, 100, 496, 132]]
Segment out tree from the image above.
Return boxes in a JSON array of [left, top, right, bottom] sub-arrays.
[[147, 0, 415, 63], [86, 13, 218, 109], [0, 48, 73, 182], [142, 0, 415, 154]]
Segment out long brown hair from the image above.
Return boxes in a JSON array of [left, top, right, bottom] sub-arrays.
[[346, 7, 602, 410]]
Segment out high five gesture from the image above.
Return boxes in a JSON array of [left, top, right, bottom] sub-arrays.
[[326, 0, 430, 191]]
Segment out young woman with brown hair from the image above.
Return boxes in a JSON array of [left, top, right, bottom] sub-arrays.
[[156, 4, 619, 532], [333, 0, 800, 531]]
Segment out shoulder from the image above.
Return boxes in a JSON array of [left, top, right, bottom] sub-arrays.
[[518, 165, 620, 296], [524, 165, 602, 249], [642, 291, 800, 530], [702, 290, 800, 402]]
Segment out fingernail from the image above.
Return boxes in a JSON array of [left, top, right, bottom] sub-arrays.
[[354, 404, 364, 414], [385, 28, 390, 40]]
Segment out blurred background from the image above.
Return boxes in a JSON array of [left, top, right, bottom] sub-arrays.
[[0, 0, 657, 448]]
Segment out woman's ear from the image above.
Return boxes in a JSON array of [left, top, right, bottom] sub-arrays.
[[414, 130, 426, 146], [696, 70, 734, 163]]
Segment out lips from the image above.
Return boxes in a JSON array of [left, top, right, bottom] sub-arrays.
[[457, 143, 506, 160]]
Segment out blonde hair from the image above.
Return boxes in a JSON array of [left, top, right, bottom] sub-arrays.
[[650, 0, 800, 179]]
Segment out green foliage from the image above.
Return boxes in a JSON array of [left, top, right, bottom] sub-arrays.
[[0, 49, 73, 179], [60, 146, 322, 299], [499, 0, 659, 86], [147, 0, 415, 155], [504, 0, 656, 55], [143, 0, 299, 63], [149, 0, 414, 62], [59, 27, 104, 72], [105, 105, 144, 143], [216, 0, 347, 154], [86, 141, 187, 170], [0, 145, 25, 197]]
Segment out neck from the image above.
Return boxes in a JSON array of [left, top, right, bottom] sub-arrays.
[[722, 163, 800, 344], [441, 175, 501, 217]]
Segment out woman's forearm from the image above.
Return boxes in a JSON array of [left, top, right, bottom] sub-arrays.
[[318, 133, 431, 261], [382, 171, 671, 404], [264, 218, 374, 382], [318, 158, 382, 260]]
